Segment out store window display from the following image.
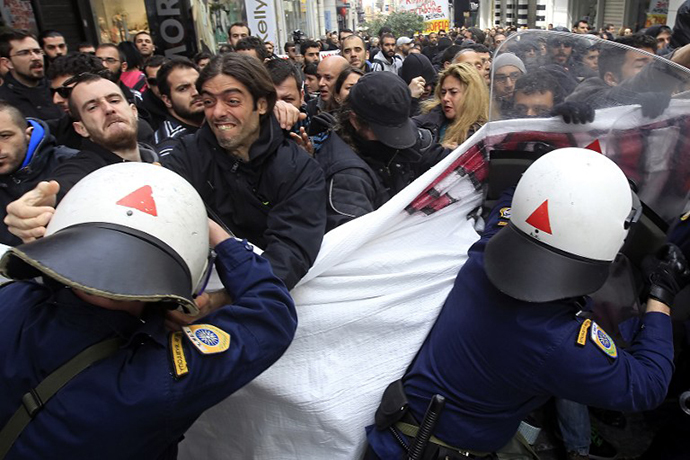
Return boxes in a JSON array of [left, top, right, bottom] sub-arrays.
[[90, 0, 148, 44]]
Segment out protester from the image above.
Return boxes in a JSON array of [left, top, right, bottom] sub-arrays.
[[0, 101, 77, 245], [341, 34, 370, 73], [160, 53, 327, 290], [414, 63, 488, 150], [371, 33, 401, 73], [4, 73, 159, 244], [38, 30, 67, 62], [133, 31, 156, 63], [0, 30, 62, 121], [229, 22, 250, 47], [153, 57, 203, 144]]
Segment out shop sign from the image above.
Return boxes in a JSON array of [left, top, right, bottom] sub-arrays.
[[145, 0, 198, 57], [244, 0, 278, 44]]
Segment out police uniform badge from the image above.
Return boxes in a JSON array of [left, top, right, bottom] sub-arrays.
[[182, 324, 231, 354], [590, 322, 617, 359], [498, 207, 511, 226], [169, 332, 189, 379]]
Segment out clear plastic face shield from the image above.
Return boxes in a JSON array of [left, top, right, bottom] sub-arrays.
[[485, 30, 690, 224], [192, 248, 217, 298]]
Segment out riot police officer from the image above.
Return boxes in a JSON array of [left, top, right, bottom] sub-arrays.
[[366, 148, 690, 459]]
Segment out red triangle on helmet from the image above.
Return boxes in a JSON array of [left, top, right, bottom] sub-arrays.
[[116, 185, 158, 217], [525, 200, 552, 234], [585, 139, 602, 153]]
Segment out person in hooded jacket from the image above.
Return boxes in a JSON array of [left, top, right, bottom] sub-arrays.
[[669, 0, 690, 52], [336, 71, 446, 199], [0, 101, 77, 246]]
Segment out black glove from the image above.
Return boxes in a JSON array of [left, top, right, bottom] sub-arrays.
[[643, 243, 690, 306], [636, 92, 671, 118], [551, 102, 595, 124]]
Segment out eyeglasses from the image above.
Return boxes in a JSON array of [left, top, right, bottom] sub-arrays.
[[11, 48, 43, 58], [50, 85, 72, 98], [99, 57, 120, 65], [494, 72, 522, 84]]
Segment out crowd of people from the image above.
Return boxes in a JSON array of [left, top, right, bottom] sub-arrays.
[[0, 7, 690, 459]]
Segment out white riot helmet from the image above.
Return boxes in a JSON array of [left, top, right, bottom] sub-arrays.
[[485, 147, 641, 302], [0, 163, 210, 315]]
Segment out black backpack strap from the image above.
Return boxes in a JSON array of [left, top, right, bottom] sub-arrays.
[[0, 337, 122, 459]]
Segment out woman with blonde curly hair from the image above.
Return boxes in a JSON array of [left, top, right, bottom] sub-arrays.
[[413, 62, 489, 150]]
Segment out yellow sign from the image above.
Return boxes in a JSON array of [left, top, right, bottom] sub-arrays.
[[425, 19, 450, 34]]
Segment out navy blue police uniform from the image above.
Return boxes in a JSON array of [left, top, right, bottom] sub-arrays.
[[0, 238, 297, 459], [366, 189, 674, 458]]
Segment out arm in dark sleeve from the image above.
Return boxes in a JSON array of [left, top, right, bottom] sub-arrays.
[[50, 153, 107, 203], [482, 187, 516, 240], [262, 152, 327, 290], [325, 168, 379, 232], [174, 237, 297, 404], [540, 313, 673, 412]]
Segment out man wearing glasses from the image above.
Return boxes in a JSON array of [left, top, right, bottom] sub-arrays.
[[0, 30, 61, 121], [491, 53, 525, 117]]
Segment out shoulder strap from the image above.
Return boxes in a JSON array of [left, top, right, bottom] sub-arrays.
[[0, 337, 122, 459]]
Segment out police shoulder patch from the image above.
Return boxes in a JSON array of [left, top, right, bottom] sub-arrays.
[[590, 322, 617, 359], [498, 207, 511, 226], [182, 324, 231, 355]]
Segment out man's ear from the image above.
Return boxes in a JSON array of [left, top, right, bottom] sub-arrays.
[[365, 50, 370, 61], [349, 111, 360, 130], [299, 88, 305, 107], [130, 102, 138, 119], [24, 125, 33, 144], [121, 61, 128, 72], [603, 71, 618, 87], [1, 56, 13, 71], [257, 97, 268, 115], [161, 94, 173, 109], [73, 121, 90, 139]]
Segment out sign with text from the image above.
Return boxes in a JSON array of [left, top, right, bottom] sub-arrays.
[[145, 0, 197, 58], [244, 0, 278, 44], [398, 0, 450, 34], [645, 0, 668, 27]]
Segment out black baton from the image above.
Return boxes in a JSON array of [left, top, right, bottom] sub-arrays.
[[408, 394, 445, 460]]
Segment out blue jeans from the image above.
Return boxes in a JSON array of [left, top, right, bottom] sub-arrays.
[[556, 399, 590, 455]]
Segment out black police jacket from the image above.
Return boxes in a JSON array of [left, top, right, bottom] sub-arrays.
[[0, 118, 78, 246], [0, 73, 62, 121], [314, 131, 389, 232], [160, 114, 327, 290]]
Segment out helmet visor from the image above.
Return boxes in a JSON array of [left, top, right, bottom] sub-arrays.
[[0, 223, 200, 315]]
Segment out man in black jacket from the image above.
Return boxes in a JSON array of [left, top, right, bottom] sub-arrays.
[[160, 53, 326, 290], [0, 30, 62, 121], [0, 101, 77, 246], [4, 74, 157, 242]]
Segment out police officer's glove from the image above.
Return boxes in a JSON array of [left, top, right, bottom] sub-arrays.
[[636, 92, 671, 118], [551, 102, 595, 124], [643, 243, 690, 307]]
